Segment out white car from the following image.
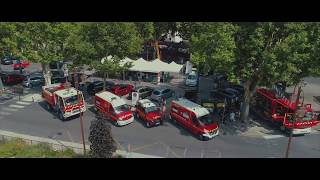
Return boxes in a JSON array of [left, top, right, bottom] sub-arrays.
[[185, 72, 198, 87]]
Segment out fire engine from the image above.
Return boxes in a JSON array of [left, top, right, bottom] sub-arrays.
[[169, 98, 219, 140], [251, 83, 320, 135], [94, 91, 134, 126], [42, 83, 86, 120], [135, 99, 162, 127]]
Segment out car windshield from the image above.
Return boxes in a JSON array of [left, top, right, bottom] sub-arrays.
[[198, 114, 214, 126], [64, 95, 81, 106], [114, 104, 130, 114], [145, 105, 158, 113], [153, 91, 160, 95], [188, 75, 197, 80]]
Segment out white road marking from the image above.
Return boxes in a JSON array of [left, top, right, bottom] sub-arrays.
[[9, 104, 25, 109], [22, 94, 42, 102], [263, 135, 285, 140], [0, 111, 11, 116], [1, 107, 19, 112], [16, 101, 32, 105]]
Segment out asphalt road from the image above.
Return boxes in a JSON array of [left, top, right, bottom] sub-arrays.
[[0, 90, 319, 158], [1, 63, 320, 158]]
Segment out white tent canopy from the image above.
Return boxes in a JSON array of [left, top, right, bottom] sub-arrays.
[[120, 58, 183, 73]]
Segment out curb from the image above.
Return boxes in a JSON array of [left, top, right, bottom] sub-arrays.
[[0, 129, 162, 158]]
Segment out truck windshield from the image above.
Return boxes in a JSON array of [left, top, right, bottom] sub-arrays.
[[64, 95, 81, 106], [198, 114, 214, 126], [145, 106, 158, 113], [188, 75, 196, 80], [114, 104, 130, 114]]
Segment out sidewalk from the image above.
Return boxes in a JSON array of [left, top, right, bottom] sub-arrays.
[[0, 129, 162, 158]]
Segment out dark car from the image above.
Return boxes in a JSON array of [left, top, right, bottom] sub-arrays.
[[127, 86, 154, 100], [87, 80, 115, 96], [150, 88, 174, 102], [1, 57, 15, 65], [50, 70, 67, 84], [184, 89, 198, 103], [111, 84, 134, 96], [0, 72, 26, 86]]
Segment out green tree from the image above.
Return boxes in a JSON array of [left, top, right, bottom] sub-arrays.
[[82, 22, 143, 90], [16, 22, 76, 85], [190, 22, 320, 125]]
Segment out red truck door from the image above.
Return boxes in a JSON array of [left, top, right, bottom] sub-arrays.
[[180, 109, 193, 130]]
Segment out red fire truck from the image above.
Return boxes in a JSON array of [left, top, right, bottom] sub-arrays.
[[251, 85, 320, 135], [169, 98, 219, 140], [42, 83, 86, 120], [135, 99, 162, 127], [94, 91, 134, 126]]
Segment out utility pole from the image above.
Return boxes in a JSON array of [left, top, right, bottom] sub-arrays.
[[74, 68, 86, 155], [285, 83, 303, 158]]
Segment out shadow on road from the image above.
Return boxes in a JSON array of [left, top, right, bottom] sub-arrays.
[[37, 101, 81, 122]]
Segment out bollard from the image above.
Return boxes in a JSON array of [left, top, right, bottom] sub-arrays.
[[201, 150, 204, 158], [183, 148, 187, 158], [32, 96, 34, 102]]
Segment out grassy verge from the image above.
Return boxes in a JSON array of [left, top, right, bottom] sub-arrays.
[[0, 139, 78, 158]]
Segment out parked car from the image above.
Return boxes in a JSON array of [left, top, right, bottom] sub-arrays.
[[13, 60, 30, 70], [50, 70, 67, 84], [135, 99, 162, 127], [110, 84, 134, 96], [169, 98, 219, 140], [1, 56, 15, 65], [185, 72, 198, 87], [150, 88, 174, 102], [0, 72, 26, 85], [127, 86, 154, 100], [23, 74, 45, 88], [87, 80, 115, 96]]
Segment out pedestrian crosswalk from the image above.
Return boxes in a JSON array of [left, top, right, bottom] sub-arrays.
[[0, 93, 39, 120]]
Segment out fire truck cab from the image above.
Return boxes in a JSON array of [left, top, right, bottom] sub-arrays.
[[169, 98, 219, 140], [135, 99, 162, 128], [94, 91, 134, 126], [252, 88, 320, 135], [42, 83, 86, 120]]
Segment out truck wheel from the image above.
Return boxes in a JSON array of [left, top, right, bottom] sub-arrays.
[[198, 134, 204, 141], [59, 112, 65, 121], [46, 103, 51, 111], [146, 122, 151, 128]]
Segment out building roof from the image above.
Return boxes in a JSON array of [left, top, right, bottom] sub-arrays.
[[138, 99, 156, 108], [54, 88, 79, 98], [173, 98, 209, 118], [95, 91, 126, 107]]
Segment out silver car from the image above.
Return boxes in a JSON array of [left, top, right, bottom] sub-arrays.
[[23, 74, 44, 88], [150, 88, 174, 102]]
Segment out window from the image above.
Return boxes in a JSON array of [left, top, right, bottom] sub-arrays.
[[64, 95, 80, 106], [114, 104, 130, 114], [145, 106, 158, 113], [172, 107, 178, 113], [163, 89, 170, 94], [182, 112, 189, 119], [153, 91, 160, 95]]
